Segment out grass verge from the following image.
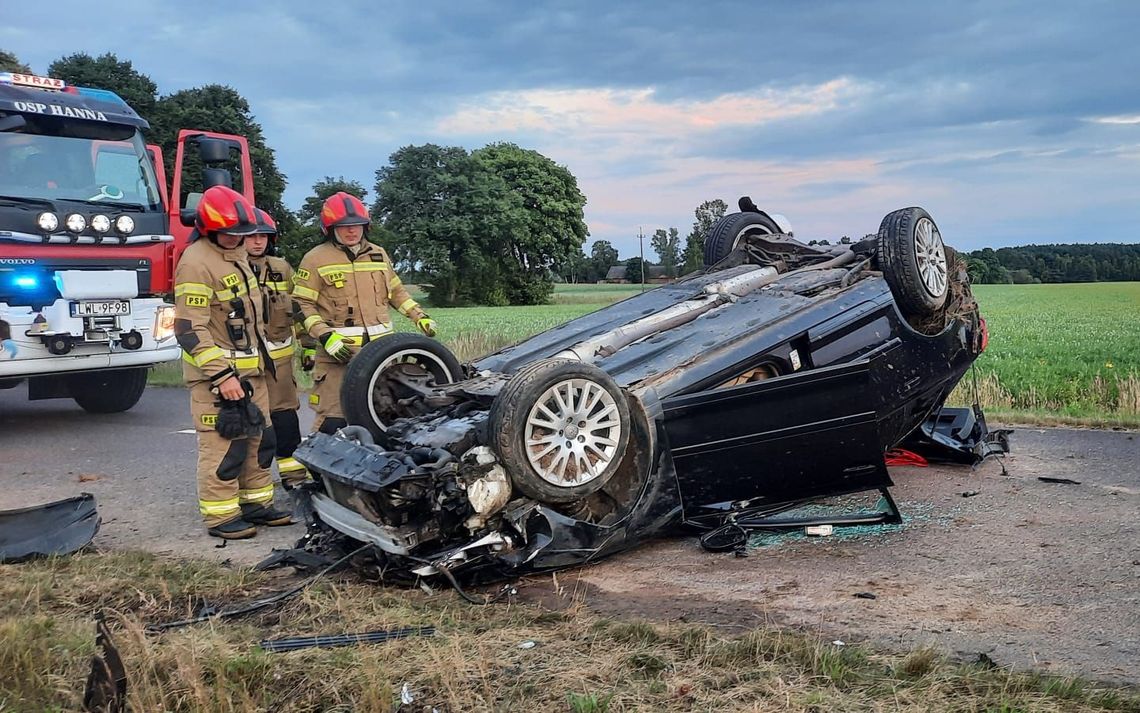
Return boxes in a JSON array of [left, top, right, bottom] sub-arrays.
[[1, 552, 1137, 712]]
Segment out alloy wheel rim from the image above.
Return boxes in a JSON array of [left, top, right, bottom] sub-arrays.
[[523, 378, 622, 487], [914, 217, 948, 298]]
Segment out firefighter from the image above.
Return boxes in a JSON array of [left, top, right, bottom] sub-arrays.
[[245, 208, 311, 488], [292, 191, 437, 433], [174, 185, 292, 539]]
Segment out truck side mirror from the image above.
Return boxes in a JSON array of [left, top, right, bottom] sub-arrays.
[[203, 168, 232, 190], [0, 115, 27, 132], [197, 138, 230, 164]]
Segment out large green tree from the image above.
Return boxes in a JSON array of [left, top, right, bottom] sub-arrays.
[[651, 227, 681, 278], [375, 144, 505, 306], [683, 198, 727, 274], [48, 53, 158, 119], [375, 142, 589, 306], [1, 49, 31, 73]]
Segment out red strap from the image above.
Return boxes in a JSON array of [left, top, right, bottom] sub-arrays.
[[885, 448, 928, 467]]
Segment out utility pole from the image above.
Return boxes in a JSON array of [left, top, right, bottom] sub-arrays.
[[638, 226, 645, 292]]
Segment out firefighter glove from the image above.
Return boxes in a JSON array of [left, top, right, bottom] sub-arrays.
[[321, 332, 353, 362], [416, 317, 438, 337], [215, 379, 266, 439], [301, 347, 317, 371]]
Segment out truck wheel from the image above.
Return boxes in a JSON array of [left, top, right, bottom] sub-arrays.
[[69, 367, 149, 413], [340, 333, 463, 441], [876, 207, 949, 316], [703, 211, 782, 267], [490, 359, 630, 504]]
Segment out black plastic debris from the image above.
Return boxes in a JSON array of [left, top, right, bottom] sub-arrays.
[[853, 592, 877, 600], [0, 492, 100, 563], [259, 626, 435, 653], [82, 611, 126, 713], [1038, 477, 1081, 485]]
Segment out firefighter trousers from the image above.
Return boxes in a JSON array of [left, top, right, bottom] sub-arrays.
[[267, 354, 309, 486], [309, 360, 348, 434], [189, 376, 278, 528]]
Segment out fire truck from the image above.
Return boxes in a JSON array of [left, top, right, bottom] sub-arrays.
[[0, 71, 255, 412]]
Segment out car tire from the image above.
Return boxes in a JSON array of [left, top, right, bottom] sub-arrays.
[[876, 207, 949, 316], [490, 359, 630, 504], [703, 211, 782, 267], [340, 333, 463, 441], [68, 367, 148, 413]]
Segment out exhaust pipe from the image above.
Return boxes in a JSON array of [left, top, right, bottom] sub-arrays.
[[557, 252, 857, 364]]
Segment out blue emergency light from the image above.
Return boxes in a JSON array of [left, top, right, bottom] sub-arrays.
[[14, 275, 39, 289]]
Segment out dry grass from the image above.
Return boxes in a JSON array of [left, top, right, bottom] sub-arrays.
[[949, 371, 1140, 429], [2, 552, 1137, 712]]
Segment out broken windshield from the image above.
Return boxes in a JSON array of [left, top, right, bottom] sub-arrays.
[[0, 114, 161, 210]]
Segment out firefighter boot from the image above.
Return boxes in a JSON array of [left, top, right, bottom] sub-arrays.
[[240, 502, 293, 527], [208, 517, 258, 540]]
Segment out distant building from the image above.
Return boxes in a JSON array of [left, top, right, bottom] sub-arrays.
[[600, 265, 672, 284]]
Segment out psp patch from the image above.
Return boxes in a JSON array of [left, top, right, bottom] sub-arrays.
[[296, 268, 310, 281], [221, 273, 241, 288], [185, 295, 208, 308], [200, 413, 218, 427]]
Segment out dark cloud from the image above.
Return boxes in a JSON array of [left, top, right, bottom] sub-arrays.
[[3, 0, 1137, 248]]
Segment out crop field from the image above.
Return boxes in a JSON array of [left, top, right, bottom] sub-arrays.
[[151, 282, 1138, 426]]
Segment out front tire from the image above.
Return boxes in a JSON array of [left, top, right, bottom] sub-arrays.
[[490, 359, 630, 504], [69, 367, 148, 413], [340, 333, 463, 441]]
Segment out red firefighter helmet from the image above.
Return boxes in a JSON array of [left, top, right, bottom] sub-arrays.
[[253, 208, 278, 238], [320, 191, 370, 235], [195, 185, 258, 236]]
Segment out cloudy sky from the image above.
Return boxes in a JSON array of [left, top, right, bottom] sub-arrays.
[[5, 1, 1139, 256]]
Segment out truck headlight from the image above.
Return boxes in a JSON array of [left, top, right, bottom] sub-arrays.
[[91, 215, 111, 233], [153, 304, 176, 342], [115, 215, 135, 234], [37, 212, 59, 232], [65, 213, 87, 233]]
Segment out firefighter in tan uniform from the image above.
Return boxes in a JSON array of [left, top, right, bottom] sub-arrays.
[[245, 208, 311, 487], [292, 191, 437, 433], [174, 186, 292, 539]]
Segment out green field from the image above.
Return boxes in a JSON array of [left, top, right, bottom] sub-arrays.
[[153, 282, 1139, 426]]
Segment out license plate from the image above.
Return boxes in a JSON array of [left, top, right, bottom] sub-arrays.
[[70, 300, 131, 317]]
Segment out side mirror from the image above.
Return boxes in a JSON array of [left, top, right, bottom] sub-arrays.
[[197, 138, 230, 164], [202, 168, 232, 189], [179, 208, 196, 227], [0, 115, 27, 132]]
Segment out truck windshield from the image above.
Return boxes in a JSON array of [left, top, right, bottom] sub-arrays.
[[0, 115, 161, 209]]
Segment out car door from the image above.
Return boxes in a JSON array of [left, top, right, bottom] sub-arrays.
[[660, 357, 892, 512]]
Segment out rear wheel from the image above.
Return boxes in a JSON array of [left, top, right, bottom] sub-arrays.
[[340, 333, 463, 441], [876, 207, 949, 316], [490, 359, 630, 504], [703, 211, 782, 267], [69, 367, 148, 413]]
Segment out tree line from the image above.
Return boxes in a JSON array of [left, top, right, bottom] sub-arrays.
[[965, 244, 1140, 284]]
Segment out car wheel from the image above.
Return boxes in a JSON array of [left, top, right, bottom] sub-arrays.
[[340, 333, 463, 441], [876, 207, 949, 315], [703, 211, 782, 267], [490, 359, 630, 504]]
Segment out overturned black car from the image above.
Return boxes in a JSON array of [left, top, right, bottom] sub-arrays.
[[293, 205, 1007, 584]]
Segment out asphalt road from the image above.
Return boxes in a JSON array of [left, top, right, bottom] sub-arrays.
[[1, 384, 1137, 681]]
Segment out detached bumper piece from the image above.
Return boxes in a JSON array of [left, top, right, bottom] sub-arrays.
[[903, 406, 1011, 465], [0, 492, 100, 563]]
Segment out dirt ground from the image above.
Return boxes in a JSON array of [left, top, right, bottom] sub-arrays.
[[1, 385, 1137, 682]]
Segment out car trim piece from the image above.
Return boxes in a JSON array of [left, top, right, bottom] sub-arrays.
[[310, 492, 416, 554]]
